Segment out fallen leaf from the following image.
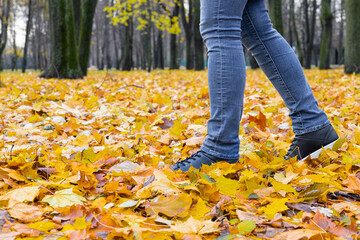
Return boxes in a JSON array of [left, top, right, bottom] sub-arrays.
[[42, 188, 86, 208], [0, 186, 40, 207]]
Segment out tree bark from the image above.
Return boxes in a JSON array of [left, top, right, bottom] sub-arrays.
[[269, 0, 284, 35], [0, 0, 11, 71], [78, 0, 97, 75], [344, 0, 360, 74], [146, 0, 152, 72], [180, 0, 194, 70], [170, 4, 179, 70], [290, 0, 303, 63], [103, 0, 112, 69], [22, 0, 33, 73], [303, 0, 317, 69], [337, 0, 344, 65], [319, 0, 333, 69], [122, 16, 133, 71], [41, 0, 82, 79], [193, 0, 204, 70]]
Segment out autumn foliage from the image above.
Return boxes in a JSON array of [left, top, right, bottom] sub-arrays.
[[0, 69, 359, 239]]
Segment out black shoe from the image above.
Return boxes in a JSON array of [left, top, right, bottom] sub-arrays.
[[285, 124, 339, 160], [171, 150, 238, 172]]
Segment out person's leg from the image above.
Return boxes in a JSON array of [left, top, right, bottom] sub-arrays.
[[171, 0, 248, 171], [241, 0, 338, 159], [199, 0, 248, 160]]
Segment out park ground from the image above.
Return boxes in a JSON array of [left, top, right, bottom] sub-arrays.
[[0, 69, 359, 239]]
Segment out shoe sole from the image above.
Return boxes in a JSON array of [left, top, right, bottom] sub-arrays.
[[302, 138, 339, 160]]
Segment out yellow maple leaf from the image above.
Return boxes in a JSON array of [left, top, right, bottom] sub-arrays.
[[42, 188, 86, 208], [260, 198, 289, 219], [215, 175, 240, 197]]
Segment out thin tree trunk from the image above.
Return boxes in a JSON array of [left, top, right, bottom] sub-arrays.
[[269, 0, 284, 35], [303, 0, 317, 69], [319, 0, 332, 69], [78, 0, 97, 75], [338, 0, 344, 65], [344, 0, 360, 74], [112, 8, 120, 70], [290, 0, 303, 63], [157, 31, 164, 69], [180, 0, 194, 70], [193, 0, 204, 70], [170, 4, 179, 70], [0, 0, 11, 71], [103, 0, 112, 69], [122, 16, 133, 71], [22, 0, 33, 73], [146, 0, 152, 72]]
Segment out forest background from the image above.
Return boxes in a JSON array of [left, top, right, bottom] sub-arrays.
[[0, 0, 359, 76]]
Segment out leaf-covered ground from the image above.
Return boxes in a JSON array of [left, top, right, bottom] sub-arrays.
[[0, 69, 359, 240]]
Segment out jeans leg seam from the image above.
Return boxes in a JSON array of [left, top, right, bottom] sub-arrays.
[[244, 8, 305, 129], [213, 0, 223, 152]]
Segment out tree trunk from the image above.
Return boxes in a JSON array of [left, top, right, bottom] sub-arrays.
[[22, 0, 33, 73], [180, 0, 194, 70], [78, 0, 97, 75], [72, 0, 81, 44], [112, 11, 120, 70], [319, 0, 333, 69], [40, 0, 82, 79], [338, 0, 344, 65], [290, 0, 303, 63], [193, 0, 204, 70], [146, 0, 152, 72], [303, 0, 317, 69], [288, 3, 293, 47], [269, 0, 284, 35], [122, 16, 133, 71], [10, 11, 17, 71], [0, 0, 11, 71], [158, 31, 164, 69], [344, 0, 360, 74], [103, 0, 112, 69], [170, 4, 179, 70]]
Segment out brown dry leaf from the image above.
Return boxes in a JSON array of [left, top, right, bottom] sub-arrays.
[[8, 203, 43, 222], [0, 186, 40, 207], [184, 136, 206, 146], [343, 174, 360, 194], [236, 209, 262, 224], [146, 193, 192, 218], [273, 229, 325, 240], [10, 223, 41, 237], [0, 232, 20, 240], [170, 216, 219, 235]]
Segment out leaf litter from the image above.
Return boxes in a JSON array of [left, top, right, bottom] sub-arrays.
[[0, 69, 359, 239]]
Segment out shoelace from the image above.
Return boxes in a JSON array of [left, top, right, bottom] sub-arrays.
[[173, 151, 203, 167], [285, 139, 301, 159]]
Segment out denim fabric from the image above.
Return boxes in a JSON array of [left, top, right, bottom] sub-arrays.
[[200, 0, 330, 160]]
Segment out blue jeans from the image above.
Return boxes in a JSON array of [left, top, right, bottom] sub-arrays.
[[200, 0, 330, 160]]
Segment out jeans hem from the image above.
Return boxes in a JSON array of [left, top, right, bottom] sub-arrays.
[[293, 121, 331, 135], [200, 145, 239, 160]]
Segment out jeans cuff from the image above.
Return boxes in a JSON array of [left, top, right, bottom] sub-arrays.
[[200, 145, 239, 160], [293, 121, 331, 135]]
